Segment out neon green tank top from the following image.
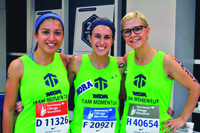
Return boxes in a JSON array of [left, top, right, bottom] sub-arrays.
[[15, 52, 70, 133], [120, 51, 173, 133], [70, 54, 122, 133]]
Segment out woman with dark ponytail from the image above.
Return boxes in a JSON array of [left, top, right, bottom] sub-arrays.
[[3, 13, 70, 133]]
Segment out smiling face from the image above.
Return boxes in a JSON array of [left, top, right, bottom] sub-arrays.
[[88, 25, 115, 56], [34, 19, 64, 54], [122, 18, 150, 49]]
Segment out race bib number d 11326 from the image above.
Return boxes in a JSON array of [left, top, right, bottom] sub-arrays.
[[126, 104, 159, 133], [35, 101, 69, 133], [82, 107, 116, 133]]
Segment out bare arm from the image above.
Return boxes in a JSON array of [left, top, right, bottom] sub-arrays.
[[162, 54, 200, 133], [123, 52, 129, 64], [117, 57, 127, 100], [3, 59, 23, 133], [119, 53, 129, 100], [67, 55, 82, 87]]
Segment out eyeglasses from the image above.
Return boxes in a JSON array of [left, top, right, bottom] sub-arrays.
[[121, 25, 147, 37]]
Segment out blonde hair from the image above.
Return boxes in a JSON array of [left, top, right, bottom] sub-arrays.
[[120, 11, 149, 30]]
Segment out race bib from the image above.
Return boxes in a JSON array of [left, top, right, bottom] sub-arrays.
[[35, 101, 69, 133], [126, 104, 159, 133], [82, 107, 116, 133]]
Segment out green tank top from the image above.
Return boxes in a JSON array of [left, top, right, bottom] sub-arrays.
[[70, 54, 122, 133], [15, 52, 70, 133], [120, 51, 173, 133]]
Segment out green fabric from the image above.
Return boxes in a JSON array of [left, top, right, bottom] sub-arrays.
[[14, 52, 70, 133], [120, 51, 173, 133], [70, 54, 122, 133]]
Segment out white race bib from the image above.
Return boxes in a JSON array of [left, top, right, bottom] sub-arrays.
[[126, 104, 159, 133], [82, 107, 116, 133], [35, 101, 69, 133]]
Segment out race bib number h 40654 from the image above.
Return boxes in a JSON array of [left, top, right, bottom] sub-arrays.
[[126, 104, 159, 133]]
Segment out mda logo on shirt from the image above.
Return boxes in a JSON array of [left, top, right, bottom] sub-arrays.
[[134, 74, 146, 88], [44, 73, 58, 87], [94, 77, 108, 90]]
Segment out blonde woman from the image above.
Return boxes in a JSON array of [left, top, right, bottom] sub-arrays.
[[120, 11, 200, 133]]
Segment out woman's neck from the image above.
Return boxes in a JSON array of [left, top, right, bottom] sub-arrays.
[[134, 45, 157, 65], [89, 52, 110, 70], [33, 49, 55, 66]]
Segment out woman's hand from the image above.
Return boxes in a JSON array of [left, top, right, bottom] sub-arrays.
[[162, 117, 186, 133], [15, 101, 23, 114]]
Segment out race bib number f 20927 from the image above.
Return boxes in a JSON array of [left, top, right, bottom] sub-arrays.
[[82, 107, 116, 133]]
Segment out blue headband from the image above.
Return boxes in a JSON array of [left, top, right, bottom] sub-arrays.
[[90, 19, 116, 38], [35, 13, 64, 33]]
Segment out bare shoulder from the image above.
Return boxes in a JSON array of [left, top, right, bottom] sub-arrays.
[[9, 58, 23, 71], [116, 57, 126, 67], [70, 55, 82, 65], [59, 53, 70, 68], [116, 57, 126, 76], [164, 54, 177, 68], [7, 58, 23, 80], [68, 55, 82, 73], [123, 52, 129, 64]]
